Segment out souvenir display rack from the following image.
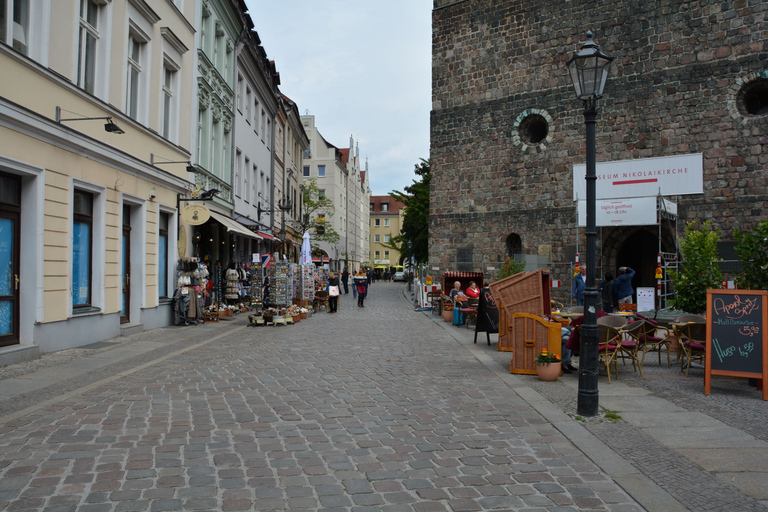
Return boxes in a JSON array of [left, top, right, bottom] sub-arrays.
[[301, 264, 315, 302], [225, 268, 240, 303], [269, 259, 293, 306], [250, 261, 263, 305]]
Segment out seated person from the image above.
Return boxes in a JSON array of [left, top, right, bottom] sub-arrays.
[[449, 280, 464, 301], [465, 281, 480, 299]]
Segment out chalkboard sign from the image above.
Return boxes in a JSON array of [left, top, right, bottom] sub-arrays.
[[474, 287, 499, 346], [705, 289, 768, 401]]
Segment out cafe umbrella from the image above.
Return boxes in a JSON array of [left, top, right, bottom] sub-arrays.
[[299, 231, 312, 265]]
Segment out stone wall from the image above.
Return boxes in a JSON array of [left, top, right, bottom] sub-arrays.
[[430, 0, 768, 279]]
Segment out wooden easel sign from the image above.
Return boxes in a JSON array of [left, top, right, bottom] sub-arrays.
[[705, 289, 768, 400], [474, 287, 499, 346]]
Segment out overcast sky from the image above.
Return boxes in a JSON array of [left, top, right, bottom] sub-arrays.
[[244, 0, 432, 197]]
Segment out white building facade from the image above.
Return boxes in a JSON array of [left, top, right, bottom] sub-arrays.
[[232, 27, 280, 262], [300, 115, 369, 272]]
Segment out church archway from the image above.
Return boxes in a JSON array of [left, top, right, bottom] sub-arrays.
[[605, 225, 674, 293]]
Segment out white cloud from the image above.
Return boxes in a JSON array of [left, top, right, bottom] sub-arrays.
[[245, 0, 432, 195]]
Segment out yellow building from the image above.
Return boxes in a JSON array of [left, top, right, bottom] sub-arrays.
[[0, 1, 195, 361], [369, 195, 405, 275]]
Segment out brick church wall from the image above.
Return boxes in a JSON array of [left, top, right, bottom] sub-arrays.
[[430, 0, 768, 281]]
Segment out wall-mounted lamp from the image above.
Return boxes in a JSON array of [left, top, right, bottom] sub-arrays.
[[150, 153, 197, 174], [56, 106, 125, 134]]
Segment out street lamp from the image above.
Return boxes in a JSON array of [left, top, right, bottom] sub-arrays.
[[566, 30, 614, 417], [277, 195, 292, 252]]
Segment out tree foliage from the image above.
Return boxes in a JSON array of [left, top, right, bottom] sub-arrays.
[[390, 158, 430, 263], [669, 220, 723, 314], [734, 220, 768, 290], [294, 178, 339, 250], [493, 257, 526, 282]]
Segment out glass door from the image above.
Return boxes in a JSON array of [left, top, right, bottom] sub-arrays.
[[0, 172, 21, 347], [120, 205, 131, 324]]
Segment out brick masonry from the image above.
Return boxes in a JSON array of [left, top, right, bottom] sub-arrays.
[[429, 0, 768, 282]]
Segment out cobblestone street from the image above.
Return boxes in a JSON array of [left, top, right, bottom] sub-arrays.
[[3, 282, 768, 512], [0, 283, 648, 511]]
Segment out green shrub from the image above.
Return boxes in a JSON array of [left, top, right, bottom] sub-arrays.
[[734, 220, 768, 290], [494, 257, 526, 281], [669, 221, 723, 314]]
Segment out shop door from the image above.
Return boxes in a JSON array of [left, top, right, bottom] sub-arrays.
[[121, 205, 131, 324], [0, 173, 21, 347]]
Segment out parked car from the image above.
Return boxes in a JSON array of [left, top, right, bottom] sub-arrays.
[[392, 271, 407, 282]]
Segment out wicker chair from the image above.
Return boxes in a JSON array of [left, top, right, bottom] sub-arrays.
[[461, 297, 480, 329], [597, 315, 629, 329], [597, 324, 622, 383], [673, 314, 706, 363], [427, 290, 443, 315], [617, 320, 645, 375], [676, 321, 707, 376], [635, 313, 672, 368]]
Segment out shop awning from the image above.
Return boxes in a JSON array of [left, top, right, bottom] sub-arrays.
[[257, 231, 275, 241], [209, 211, 262, 240]]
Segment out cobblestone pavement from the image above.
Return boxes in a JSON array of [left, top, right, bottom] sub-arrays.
[[452, 310, 768, 512], [0, 284, 646, 511]]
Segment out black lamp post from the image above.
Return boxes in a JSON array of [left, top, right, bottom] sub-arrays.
[[566, 30, 614, 417], [277, 195, 292, 253]]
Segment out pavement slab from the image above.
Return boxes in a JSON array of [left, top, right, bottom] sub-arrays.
[[0, 283, 766, 511]]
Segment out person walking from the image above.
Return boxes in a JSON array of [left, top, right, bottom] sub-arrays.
[[327, 272, 341, 314], [598, 272, 615, 313], [613, 266, 636, 305], [571, 266, 587, 306], [355, 271, 368, 307], [341, 267, 349, 295]]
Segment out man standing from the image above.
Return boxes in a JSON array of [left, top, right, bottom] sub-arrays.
[[341, 267, 349, 294], [613, 266, 636, 304], [572, 266, 587, 306]]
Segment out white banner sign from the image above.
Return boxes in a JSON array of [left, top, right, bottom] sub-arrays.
[[578, 197, 657, 227], [573, 153, 703, 200]]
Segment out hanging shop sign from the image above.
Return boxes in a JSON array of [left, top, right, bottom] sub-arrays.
[[573, 153, 703, 200], [181, 203, 211, 226]]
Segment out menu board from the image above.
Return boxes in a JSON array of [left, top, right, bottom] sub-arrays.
[[474, 287, 499, 346], [705, 289, 768, 400]]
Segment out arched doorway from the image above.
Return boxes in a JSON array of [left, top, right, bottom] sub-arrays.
[[506, 233, 522, 257], [615, 230, 661, 291]]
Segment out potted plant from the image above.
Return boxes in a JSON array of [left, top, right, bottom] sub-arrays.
[[442, 301, 454, 322], [534, 349, 561, 381]]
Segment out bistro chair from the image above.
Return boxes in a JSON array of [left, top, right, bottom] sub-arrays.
[[617, 320, 645, 375], [635, 313, 672, 368], [597, 315, 629, 329], [562, 306, 584, 315], [461, 297, 480, 329], [672, 314, 706, 363], [676, 321, 707, 377], [427, 290, 443, 316], [597, 324, 622, 383]]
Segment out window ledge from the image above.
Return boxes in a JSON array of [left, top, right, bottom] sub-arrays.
[[71, 306, 102, 317]]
